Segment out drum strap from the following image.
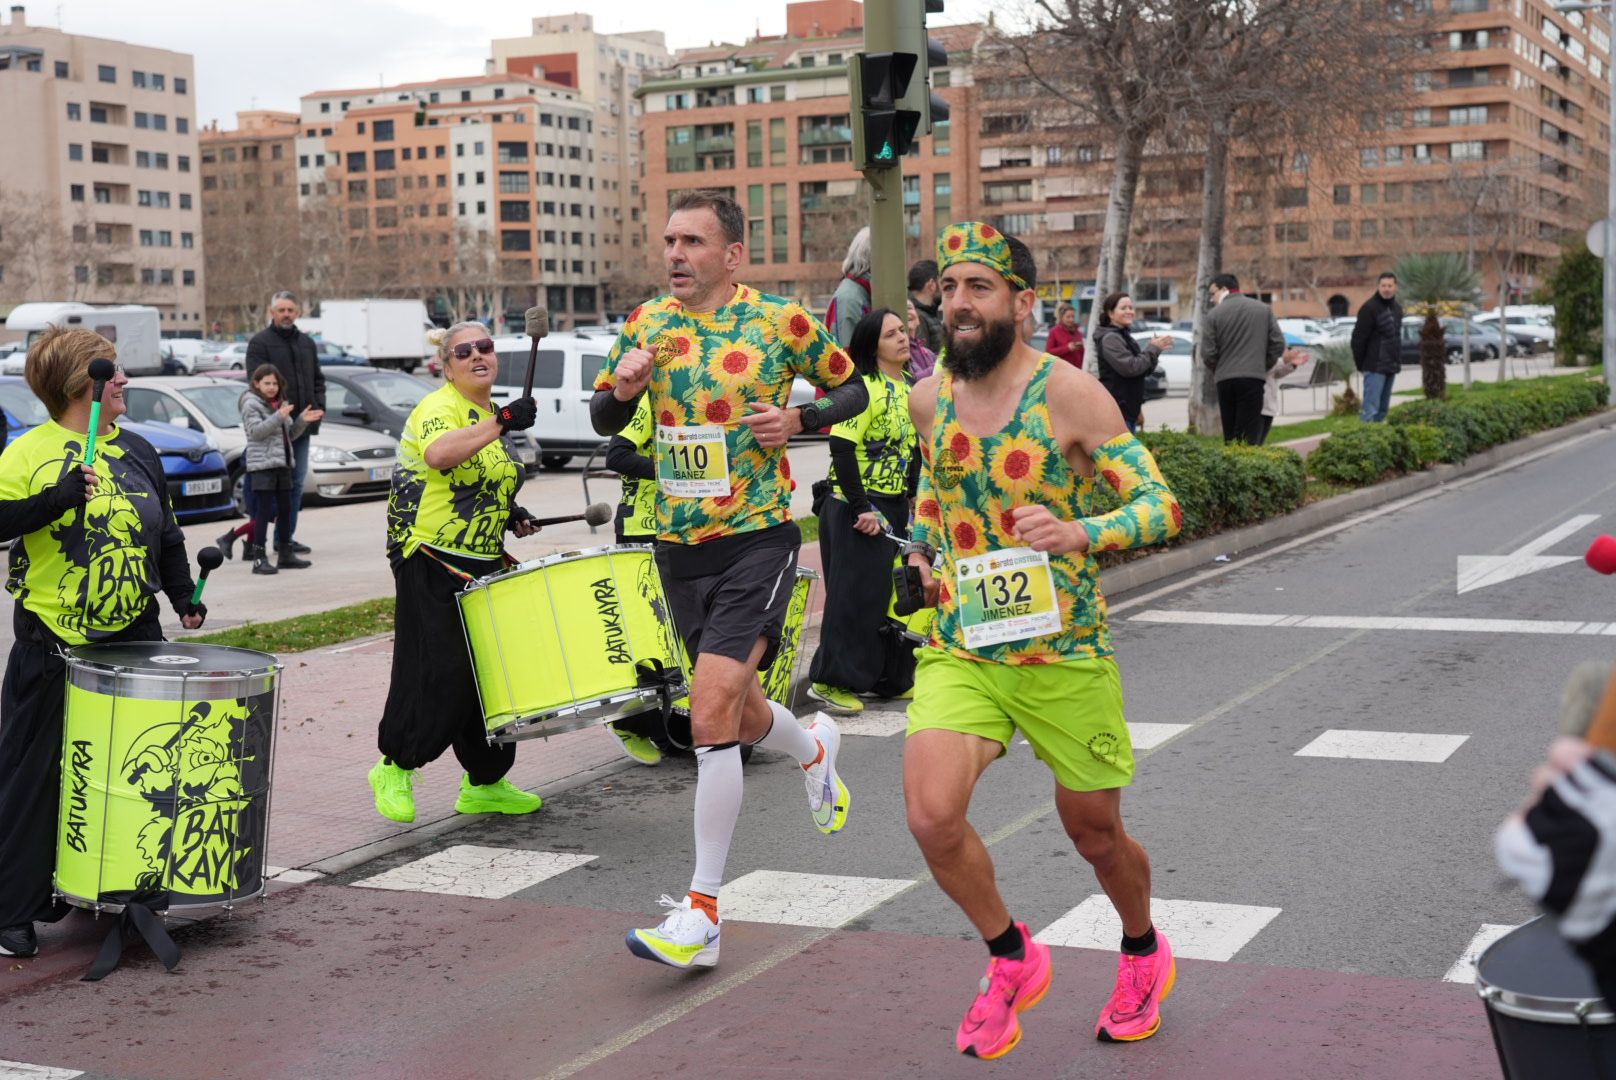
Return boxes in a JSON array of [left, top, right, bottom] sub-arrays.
[[81, 895, 181, 982], [635, 659, 689, 752], [419, 546, 515, 584]]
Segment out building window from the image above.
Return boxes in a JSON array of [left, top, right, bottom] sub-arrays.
[[152, 73, 165, 90], [175, 77, 187, 94], [134, 111, 149, 129], [139, 229, 154, 246], [374, 119, 394, 141], [179, 193, 191, 209], [177, 155, 190, 173], [183, 270, 195, 286], [1333, 220, 1351, 241], [499, 172, 530, 193], [1274, 222, 1309, 243], [68, 143, 83, 161], [90, 105, 107, 123], [374, 149, 396, 170], [159, 269, 174, 285], [500, 201, 531, 222], [1450, 139, 1486, 161], [66, 102, 80, 121], [347, 151, 367, 172], [1360, 147, 1380, 168], [74, 265, 88, 283], [320, 101, 330, 114], [501, 230, 532, 251], [153, 114, 167, 131], [98, 64, 116, 83], [1333, 184, 1350, 204], [54, 60, 68, 78], [177, 118, 188, 134], [1276, 187, 1308, 209], [136, 151, 150, 167], [69, 183, 84, 202]]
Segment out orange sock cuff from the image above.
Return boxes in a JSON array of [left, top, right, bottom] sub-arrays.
[[802, 741, 825, 771], [688, 890, 719, 922]]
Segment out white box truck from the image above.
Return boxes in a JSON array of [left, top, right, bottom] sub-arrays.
[[313, 299, 433, 372], [4, 302, 163, 375]]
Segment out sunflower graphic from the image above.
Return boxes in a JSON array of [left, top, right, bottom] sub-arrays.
[[947, 507, 992, 558], [988, 434, 1048, 500], [776, 305, 818, 355], [1091, 521, 1132, 552], [943, 427, 978, 470], [654, 398, 690, 429], [707, 339, 765, 389], [818, 348, 853, 385], [689, 387, 740, 427]]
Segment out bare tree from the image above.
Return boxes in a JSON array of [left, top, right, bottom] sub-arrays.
[[204, 187, 304, 333]]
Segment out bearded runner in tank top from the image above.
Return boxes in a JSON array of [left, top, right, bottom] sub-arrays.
[[903, 221, 1183, 1061]]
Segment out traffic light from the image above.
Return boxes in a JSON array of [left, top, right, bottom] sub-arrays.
[[900, 0, 950, 136], [851, 51, 921, 170]]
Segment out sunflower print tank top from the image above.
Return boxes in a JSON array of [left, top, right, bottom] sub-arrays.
[[913, 353, 1115, 664]]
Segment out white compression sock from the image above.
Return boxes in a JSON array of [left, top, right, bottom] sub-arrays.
[[689, 744, 744, 898], [753, 700, 819, 765]]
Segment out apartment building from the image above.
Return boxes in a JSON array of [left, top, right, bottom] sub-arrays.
[[0, 5, 204, 332], [973, 0, 1613, 319], [490, 14, 670, 315], [199, 110, 299, 333], [293, 73, 599, 330], [635, 1, 979, 309]]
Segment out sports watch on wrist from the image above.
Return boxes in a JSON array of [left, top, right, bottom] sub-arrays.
[[797, 402, 822, 431]]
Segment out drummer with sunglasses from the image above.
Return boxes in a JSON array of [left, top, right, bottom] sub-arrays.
[[0, 328, 205, 960], [368, 322, 545, 825]]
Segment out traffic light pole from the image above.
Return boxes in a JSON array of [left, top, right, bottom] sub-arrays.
[[862, 0, 908, 313]]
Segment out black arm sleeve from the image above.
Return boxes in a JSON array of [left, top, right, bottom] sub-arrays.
[[0, 487, 75, 544], [828, 436, 871, 516], [806, 376, 869, 428], [605, 434, 655, 481], [124, 435, 195, 613], [590, 388, 644, 436], [905, 438, 921, 500]]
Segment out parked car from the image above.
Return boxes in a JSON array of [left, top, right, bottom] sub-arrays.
[[1473, 309, 1554, 351], [0, 375, 234, 522], [313, 340, 368, 366], [1399, 319, 1488, 365], [1128, 330, 1194, 394], [1277, 318, 1351, 348], [120, 375, 399, 511], [320, 365, 541, 471], [206, 342, 252, 370]]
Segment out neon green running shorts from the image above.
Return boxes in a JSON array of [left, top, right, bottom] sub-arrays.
[[905, 648, 1134, 792]]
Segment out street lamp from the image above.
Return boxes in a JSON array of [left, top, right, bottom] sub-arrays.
[[1554, 0, 1615, 404]]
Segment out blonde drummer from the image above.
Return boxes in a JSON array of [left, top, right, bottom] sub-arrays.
[[367, 321, 544, 824], [0, 327, 205, 960]]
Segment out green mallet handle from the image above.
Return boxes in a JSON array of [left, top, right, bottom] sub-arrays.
[[84, 401, 102, 466]]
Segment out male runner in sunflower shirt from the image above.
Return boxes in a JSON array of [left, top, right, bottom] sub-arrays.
[[903, 224, 1183, 1058], [591, 190, 869, 969]]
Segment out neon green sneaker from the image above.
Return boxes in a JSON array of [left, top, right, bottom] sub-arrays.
[[808, 682, 864, 715], [625, 895, 720, 969], [609, 724, 663, 766], [454, 776, 543, 815], [368, 758, 416, 823]]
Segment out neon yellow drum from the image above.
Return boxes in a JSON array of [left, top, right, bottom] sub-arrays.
[[460, 544, 690, 742], [56, 642, 280, 915]]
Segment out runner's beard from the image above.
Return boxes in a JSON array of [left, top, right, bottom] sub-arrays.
[[941, 317, 1019, 381]]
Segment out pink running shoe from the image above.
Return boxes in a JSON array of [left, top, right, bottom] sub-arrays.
[[1094, 932, 1176, 1042], [955, 924, 1053, 1059]]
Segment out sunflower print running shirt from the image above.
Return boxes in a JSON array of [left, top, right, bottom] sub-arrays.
[[911, 353, 1181, 664], [598, 287, 853, 543]]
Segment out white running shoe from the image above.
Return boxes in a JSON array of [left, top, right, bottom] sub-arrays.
[[804, 717, 850, 835], [624, 895, 721, 969]]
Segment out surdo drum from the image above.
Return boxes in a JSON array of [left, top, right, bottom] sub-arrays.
[[1476, 916, 1616, 1079]]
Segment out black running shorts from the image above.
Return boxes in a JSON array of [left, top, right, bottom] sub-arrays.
[[656, 525, 800, 669]]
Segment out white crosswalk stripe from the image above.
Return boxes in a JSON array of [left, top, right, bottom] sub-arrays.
[[353, 844, 596, 899], [823, 708, 909, 737], [0, 1062, 83, 1079], [1295, 730, 1469, 763], [1035, 896, 1282, 962], [1444, 923, 1521, 984], [719, 870, 913, 928]]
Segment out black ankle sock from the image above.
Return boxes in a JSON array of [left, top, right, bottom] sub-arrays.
[[1121, 926, 1158, 956], [986, 921, 1026, 961]]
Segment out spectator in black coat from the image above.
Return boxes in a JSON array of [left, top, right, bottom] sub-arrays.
[[1350, 273, 1404, 423], [245, 290, 325, 556]]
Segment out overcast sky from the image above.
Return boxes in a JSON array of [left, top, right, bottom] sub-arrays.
[[30, 0, 987, 129]]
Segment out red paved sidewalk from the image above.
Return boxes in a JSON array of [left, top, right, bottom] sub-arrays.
[[0, 883, 1498, 1080]]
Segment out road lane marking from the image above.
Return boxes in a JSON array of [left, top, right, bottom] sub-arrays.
[[1034, 895, 1282, 962], [1457, 514, 1600, 594], [1132, 610, 1597, 636], [1444, 923, 1521, 984], [353, 845, 595, 899], [0, 1064, 82, 1080], [822, 708, 909, 737], [1295, 730, 1469, 763], [719, 870, 912, 928], [1125, 723, 1193, 750]]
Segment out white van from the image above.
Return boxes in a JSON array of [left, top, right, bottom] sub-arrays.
[[488, 332, 613, 469], [5, 302, 163, 375]]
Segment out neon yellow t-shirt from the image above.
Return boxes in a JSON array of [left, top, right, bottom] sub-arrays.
[[387, 384, 521, 561], [0, 421, 170, 644], [619, 396, 657, 539], [829, 369, 917, 500]]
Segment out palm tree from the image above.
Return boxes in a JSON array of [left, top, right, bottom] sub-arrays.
[[1392, 253, 1480, 400]]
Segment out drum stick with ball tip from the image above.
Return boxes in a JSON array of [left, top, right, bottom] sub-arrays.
[[522, 306, 549, 399], [526, 502, 613, 529], [191, 546, 223, 606], [83, 357, 116, 466]]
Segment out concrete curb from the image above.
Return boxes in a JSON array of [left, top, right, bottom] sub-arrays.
[[1098, 408, 1616, 599]]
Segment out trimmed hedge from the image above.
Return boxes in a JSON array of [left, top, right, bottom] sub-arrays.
[[1308, 375, 1606, 486], [1088, 432, 1306, 543]]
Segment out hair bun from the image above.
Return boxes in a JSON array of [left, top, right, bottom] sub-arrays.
[[425, 327, 449, 347]]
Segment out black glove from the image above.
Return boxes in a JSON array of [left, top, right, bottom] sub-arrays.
[[181, 601, 207, 625], [497, 397, 538, 433], [507, 505, 536, 533], [45, 467, 92, 513]]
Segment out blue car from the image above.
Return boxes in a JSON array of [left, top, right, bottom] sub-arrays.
[[0, 376, 235, 523]]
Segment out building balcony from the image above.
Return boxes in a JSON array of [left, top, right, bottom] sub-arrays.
[[799, 125, 852, 147], [695, 134, 735, 153]]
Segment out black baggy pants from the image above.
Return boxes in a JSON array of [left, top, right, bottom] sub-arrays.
[[809, 493, 910, 695], [377, 552, 514, 785], [1217, 377, 1267, 445], [0, 607, 162, 930]]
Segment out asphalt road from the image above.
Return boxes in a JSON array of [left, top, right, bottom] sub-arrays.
[[4, 426, 1613, 1079]]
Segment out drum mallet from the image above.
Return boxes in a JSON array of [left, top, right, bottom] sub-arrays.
[[527, 502, 614, 529], [83, 357, 116, 466], [521, 306, 549, 399], [191, 546, 224, 607]]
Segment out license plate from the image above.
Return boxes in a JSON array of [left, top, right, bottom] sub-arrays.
[[518, 448, 537, 464], [182, 477, 223, 496], [368, 465, 393, 481]]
